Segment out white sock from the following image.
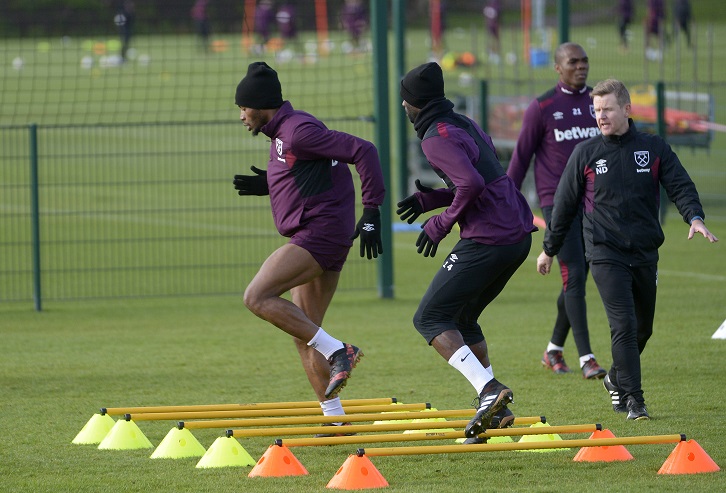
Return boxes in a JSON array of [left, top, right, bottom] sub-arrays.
[[579, 354, 595, 368], [547, 342, 564, 353], [307, 327, 344, 360], [485, 365, 493, 378], [448, 346, 493, 395], [320, 397, 345, 426]]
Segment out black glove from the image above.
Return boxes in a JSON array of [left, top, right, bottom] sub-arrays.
[[233, 166, 269, 196], [351, 208, 383, 259], [416, 221, 439, 257], [396, 179, 434, 224]]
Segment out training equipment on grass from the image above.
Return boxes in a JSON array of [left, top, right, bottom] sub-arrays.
[[72, 413, 115, 445], [355, 433, 686, 457], [126, 402, 428, 422], [99, 397, 396, 416], [222, 409, 545, 438], [248, 443, 308, 477], [226, 415, 546, 437], [196, 436, 257, 469], [712, 318, 726, 339], [572, 429, 634, 462], [150, 427, 206, 459], [658, 439, 721, 474], [184, 409, 539, 430], [515, 422, 569, 452], [326, 453, 389, 490], [97, 418, 154, 450], [275, 423, 599, 447]]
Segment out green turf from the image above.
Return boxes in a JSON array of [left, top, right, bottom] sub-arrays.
[[1, 219, 724, 492]]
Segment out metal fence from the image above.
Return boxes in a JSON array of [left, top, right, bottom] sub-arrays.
[[0, 120, 377, 306]]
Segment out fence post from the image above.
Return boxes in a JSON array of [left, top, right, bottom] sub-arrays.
[[656, 81, 668, 225], [371, 0, 393, 299], [29, 123, 42, 311], [479, 80, 489, 134]]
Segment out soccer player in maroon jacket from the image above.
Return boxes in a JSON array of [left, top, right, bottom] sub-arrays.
[[232, 62, 385, 435], [507, 42, 607, 380], [398, 62, 536, 442]]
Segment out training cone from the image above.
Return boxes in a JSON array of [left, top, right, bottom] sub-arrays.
[[150, 427, 206, 459], [573, 429, 634, 462], [516, 422, 569, 452], [658, 439, 720, 474], [248, 444, 308, 477], [98, 419, 153, 450], [404, 410, 456, 434], [196, 436, 256, 468], [455, 435, 514, 444], [326, 454, 389, 490], [72, 413, 115, 445]]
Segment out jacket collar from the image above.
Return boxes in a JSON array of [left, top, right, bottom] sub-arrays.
[[413, 98, 455, 139], [261, 100, 293, 138], [602, 118, 637, 144]]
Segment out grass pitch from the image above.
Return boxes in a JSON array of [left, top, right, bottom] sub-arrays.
[[1, 218, 724, 492]]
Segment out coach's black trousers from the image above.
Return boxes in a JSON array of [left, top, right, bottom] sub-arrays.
[[590, 262, 657, 404]]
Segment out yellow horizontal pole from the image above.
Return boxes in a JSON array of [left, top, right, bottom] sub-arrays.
[[101, 397, 396, 415], [358, 434, 686, 457], [226, 416, 545, 437], [278, 423, 599, 447], [185, 408, 483, 430], [127, 403, 429, 422]]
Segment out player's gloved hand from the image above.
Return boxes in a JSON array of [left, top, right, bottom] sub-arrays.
[[416, 220, 439, 257], [233, 166, 269, 196], [351, 207, 383, 259], [396, 180, 433, 224]]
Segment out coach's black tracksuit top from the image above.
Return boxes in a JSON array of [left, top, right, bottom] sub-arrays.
[[543, 119, 705, 267]]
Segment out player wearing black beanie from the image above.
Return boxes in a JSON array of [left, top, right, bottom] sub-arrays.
[[235, 61, 283, 109]]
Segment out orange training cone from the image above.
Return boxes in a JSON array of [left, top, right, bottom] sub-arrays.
[[573, 429, 633, 462], [658, 439, 720, 474], [326, 454, 389, 490], [248, 444, 308, 477]]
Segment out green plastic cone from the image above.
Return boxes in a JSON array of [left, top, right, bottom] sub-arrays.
[[98, 419, 154, 450], [150, 427, 206, 459], [72, 413, 115, 445], [196, 436, 256, 468]]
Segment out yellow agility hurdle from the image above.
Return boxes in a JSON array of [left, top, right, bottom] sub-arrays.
[[275, 423, 599, 447], [125, 402, 430, 422], [357, 434, 686, 456], [226, 416, 546, 437], [184, 409, 542, 430], [100, 397, 396, 415]]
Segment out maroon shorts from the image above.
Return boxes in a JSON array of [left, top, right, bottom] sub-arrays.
[[290, 230, 351, 272]]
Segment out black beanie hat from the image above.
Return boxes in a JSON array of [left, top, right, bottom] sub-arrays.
[[400, 62, 445, 109], [235, 61, 284, 109]]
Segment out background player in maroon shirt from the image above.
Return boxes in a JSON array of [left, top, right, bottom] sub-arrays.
[[507, 43, 606, 380], [232, 62, 385, 435]]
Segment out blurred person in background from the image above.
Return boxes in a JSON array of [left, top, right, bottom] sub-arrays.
[[507, 43, 607, 381]]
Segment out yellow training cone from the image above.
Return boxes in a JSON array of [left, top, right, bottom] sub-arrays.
[[72, 413, 115, 445], [196, 436, 256, 468], [404, 409, 456, 433], [98, 419, 153, 450], [150, 427, 206, 459], [516, 422, 569, 452]]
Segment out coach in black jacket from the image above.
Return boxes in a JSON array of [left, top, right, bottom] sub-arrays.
[[536, 79, 718, 421]]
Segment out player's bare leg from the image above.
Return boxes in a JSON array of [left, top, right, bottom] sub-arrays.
[[291, 271, 341, 401]]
